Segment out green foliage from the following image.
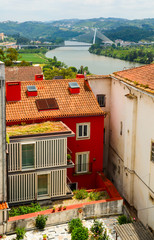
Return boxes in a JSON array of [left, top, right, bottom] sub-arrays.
[[71, 226, 89, 240], [9, 203, 47, 217], [74, 189, 88, 200], [15, 227, 26, 240], [89, 44, 154, 64], [90, 220, 104, 236], [44, 67, 76, 80], [89, 191, 105, 201], [35, 214, 48, 230], [117, 215, 132, 225], [68, 218, 83, 233], [67, 154, 71, 160]]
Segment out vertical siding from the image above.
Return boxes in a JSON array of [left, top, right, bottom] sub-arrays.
[[36, 138, 67, 168], [51, 169, 66, 197], [8, 143, 20, 172], [9, 173, 35, 203]]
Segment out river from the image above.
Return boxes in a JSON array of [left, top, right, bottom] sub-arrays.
[[46, 41, 142, 75]]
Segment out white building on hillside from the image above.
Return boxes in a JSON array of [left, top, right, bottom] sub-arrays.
[[88, 64, 154, 232]]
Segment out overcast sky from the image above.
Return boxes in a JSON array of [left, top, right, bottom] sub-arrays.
[[0, 0, 154, 22]]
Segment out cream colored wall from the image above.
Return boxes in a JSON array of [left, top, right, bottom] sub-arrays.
[[88, 77, 111, 173], [108, 77, 154, 230]]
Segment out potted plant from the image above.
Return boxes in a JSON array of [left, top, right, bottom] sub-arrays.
[[63, 206, 67, 210], [58, 205, 63, 211], [67, 154, 71, 164], [52, 207, 55, 213], [43, 234, 47, 240], [78, 208, 83, 213]]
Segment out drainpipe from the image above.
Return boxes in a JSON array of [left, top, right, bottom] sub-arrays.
[[0, 61, 6, 234]]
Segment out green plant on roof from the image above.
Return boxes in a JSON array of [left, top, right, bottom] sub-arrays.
[[6, 121, 63, 136]]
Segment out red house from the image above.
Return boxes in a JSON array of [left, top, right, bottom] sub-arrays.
[[6, 77, 104, 190]]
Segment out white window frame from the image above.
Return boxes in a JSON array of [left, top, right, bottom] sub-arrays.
[[36, 172, 51, 199], [76, 122, 90, 140], [20, 142, 35, 170], [75, 151, 89, 173]]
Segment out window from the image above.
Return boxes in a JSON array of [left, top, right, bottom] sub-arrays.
[[76, 152, 89, 173], [76, 123, 90, 139], [22, 143, 35, 169], [35, 98, 59, 111], [97, 94, 106, 107], [120, 121, 123, 136], [151, 142, 154, 162], [38, 174, 48, 196]]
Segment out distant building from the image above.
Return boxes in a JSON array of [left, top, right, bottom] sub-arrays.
[[0, 33, 4, 41]]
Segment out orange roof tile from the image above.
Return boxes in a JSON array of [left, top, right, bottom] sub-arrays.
[[113, 63, 154, 92], [0, 202, 8, 210], [5, 66, 42, 82], [6, 79, 104, 124]]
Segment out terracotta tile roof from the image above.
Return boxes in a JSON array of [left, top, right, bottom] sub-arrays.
[[0, 202, 8, 210], [6, 79, 104, 124], [113, 63, 154, 92], [5, 66, 42, 82]]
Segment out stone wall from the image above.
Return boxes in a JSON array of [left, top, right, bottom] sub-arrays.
[[6, 199, 123, 234]]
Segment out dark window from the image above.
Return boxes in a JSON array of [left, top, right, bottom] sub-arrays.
[[22, 144, 34, 169], [36, 98, 59, 111], [38, 174, 48, 196], [151, 142, 154, 162], [120, 121, 123, 136], [97, 94, 106, 107]]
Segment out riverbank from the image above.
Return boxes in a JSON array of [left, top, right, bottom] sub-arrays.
[[89, 44, 154, 64]]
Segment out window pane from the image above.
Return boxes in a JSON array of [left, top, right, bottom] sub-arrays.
[[79, 125, 82, 137], [77, 155, 82, 172], [84, 125, 87, 136], [22, 144, 34, 169], [38, 175, 48, 195], [83, 154, 87, 171]]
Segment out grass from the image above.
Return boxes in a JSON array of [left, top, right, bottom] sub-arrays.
[[6, 121, 65, 137], [19, 53, 49, 64]]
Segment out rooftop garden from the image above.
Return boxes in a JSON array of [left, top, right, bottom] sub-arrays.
[[6, 121, 66, 137]]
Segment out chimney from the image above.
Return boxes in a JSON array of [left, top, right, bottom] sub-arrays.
[[69, 82, 80, 94], [27, 85, 37, 97], [6, 82, 21, 101], [76, 74, 84, 79], [35, 74, 43, 81]]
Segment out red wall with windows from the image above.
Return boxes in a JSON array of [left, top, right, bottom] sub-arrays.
[[6, 115, 104, 189], [60, 115, 104, 189]]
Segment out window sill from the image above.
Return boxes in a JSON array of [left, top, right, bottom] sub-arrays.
[[73, 171, 92, 176]]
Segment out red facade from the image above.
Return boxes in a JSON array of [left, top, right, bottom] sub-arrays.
[[61, 116, 104, 189]]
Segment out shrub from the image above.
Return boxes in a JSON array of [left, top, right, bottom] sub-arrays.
[[74, 189, 88, 200], [90, 220, 104, 236], [15, 227, 26, 240], [117, 215, 132, 225], [35, 215, 48, 230], [10, 203, 47, 217], [71, 226, 89, 240], [89, 191, 105, 201], [68, 218, 83, 233]]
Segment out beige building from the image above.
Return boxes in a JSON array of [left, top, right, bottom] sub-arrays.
[[0, 33, 4, 41], [88, 64, 154, 231]]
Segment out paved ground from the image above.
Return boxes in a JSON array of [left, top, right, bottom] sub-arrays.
[[6, 216, 121, 240]]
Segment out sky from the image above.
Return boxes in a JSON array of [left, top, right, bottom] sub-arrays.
[[0, 0, 154, 22]]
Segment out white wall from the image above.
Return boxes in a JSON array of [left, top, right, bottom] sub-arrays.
[[108, 77, 154, 230], [88, 76, 111, 172]]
